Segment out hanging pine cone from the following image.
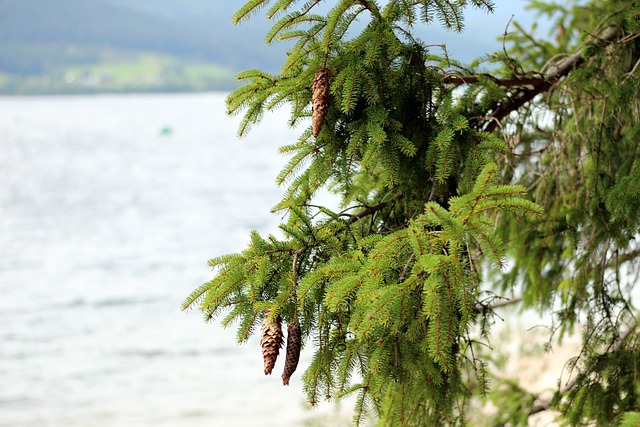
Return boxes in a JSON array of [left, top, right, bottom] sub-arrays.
[[312, 68, 330, 138], [281, 321, 302, 386], [260, 311, 283, 375]]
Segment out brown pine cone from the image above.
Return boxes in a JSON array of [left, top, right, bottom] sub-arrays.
[[260, 311, 283, 375], [282, 321, 302, 385], [312, 68, 330, 138]]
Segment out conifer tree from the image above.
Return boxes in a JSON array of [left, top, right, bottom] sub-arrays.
[[183, 0, 640, 425]]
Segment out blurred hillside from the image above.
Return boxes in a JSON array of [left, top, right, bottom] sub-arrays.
[[0, 0, 538, 94], [0, 0, 285, 94]]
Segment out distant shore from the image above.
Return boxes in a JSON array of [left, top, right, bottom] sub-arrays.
[[0, 53, 242, 96], [0, 85, 237, 96]]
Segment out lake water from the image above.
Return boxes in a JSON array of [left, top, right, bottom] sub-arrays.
[[0, 93, 351, 427]]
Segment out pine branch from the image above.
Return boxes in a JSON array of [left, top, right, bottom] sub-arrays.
[[195, 1, 640, 424], [357, 0, 382, 20], [527, 322, 638, 416]]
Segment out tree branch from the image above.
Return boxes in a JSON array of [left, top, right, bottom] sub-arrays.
[[485, 26, 620, 132], [613, 247, 640, 265], [347, 201, 389, 223], [442, 26, 621, 133], [442, 74, 549, 88]]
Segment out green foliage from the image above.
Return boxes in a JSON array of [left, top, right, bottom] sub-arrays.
[[186, 0, 640, 425], [620, 412, 640, 427]]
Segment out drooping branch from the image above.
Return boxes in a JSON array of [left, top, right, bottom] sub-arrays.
[[486, 25, 621, 132], [442, 26, 621, 132]]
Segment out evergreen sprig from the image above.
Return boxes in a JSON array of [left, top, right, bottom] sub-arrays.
[[186, 0, 640, 425]]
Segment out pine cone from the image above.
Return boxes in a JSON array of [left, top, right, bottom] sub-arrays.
[[312, 68, 330, 138], [281, 321, 302, 385], [260, 311, 283, 375]]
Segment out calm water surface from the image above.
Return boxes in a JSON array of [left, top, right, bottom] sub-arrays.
[[0, 93, 349, 427]]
